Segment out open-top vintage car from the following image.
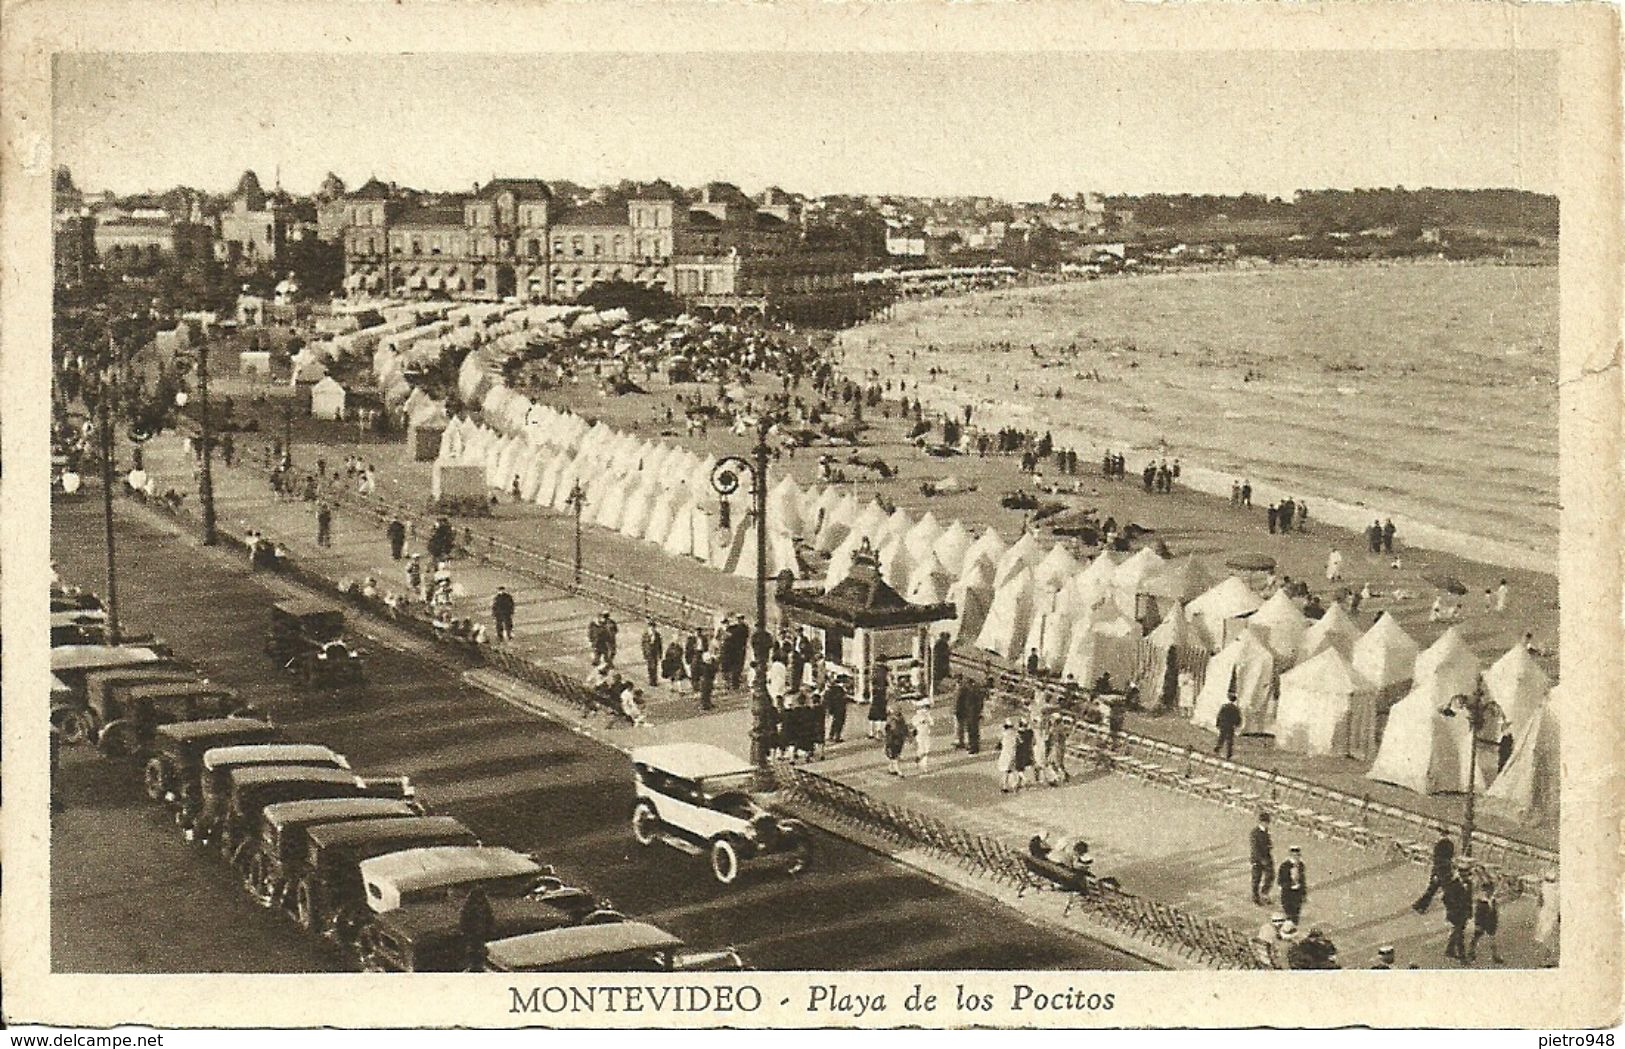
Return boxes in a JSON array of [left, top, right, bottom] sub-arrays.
[[243, 797, 422, 909], [144, 716, 281, 806], [200, 763, 418, 865], [357, 887, 626, 973], [265, 599, 364, 687], [482, 921, 745, 973], [294, 817, 482, 938], [630, 743, 810, 885]]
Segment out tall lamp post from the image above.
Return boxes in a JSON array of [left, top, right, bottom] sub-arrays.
[[565, 480, 587, 586], [176, 341, 217, 545], [712, 413, 774, 768], [1440, 682, 1497, 857]]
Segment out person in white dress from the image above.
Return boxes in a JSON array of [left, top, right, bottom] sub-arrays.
[[911, 701, 935, 774], [1534, 869, 1560, 966]]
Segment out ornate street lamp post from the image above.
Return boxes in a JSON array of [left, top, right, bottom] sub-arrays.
[[712, 414, 774, 768], [565, 480, 587, 586], [1440, 682, 1498, 858], [176, 340, 216, 545], [93, 363, 122, 644]]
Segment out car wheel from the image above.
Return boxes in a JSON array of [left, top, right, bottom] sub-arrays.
[[709, 838, 740, 885], [631, 802, 661, 847], [143, 758, 169, 801], [245, 852, 274, 906], [98, 720, 135, 758], [60, 711, 93, 745], [293, 877, 320, 931]]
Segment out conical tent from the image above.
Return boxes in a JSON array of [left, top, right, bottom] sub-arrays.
[[1484, 688, 1559, 826], [814, 494, 859, 553], [905, 552, 952, 606], [661, 500, 701, 558], [945, 583, 990, 644], [1187, 576, 1263, 650], [874, 509, 915, 549], [1301, 603, 1361, 660], [993, 533, 1042, 588], [641, 488, 678, 545], [1191, 632, 1278, 736], [877, 534, 915, 592], [1245, 590, 1311, 668], [1412, 627, 1482, 699], [617, 480, 658, 539], [903, 512, 943, 562], [1031, 607, 1075, 672], [1144, 602, 1198, 703], [974, 567, 1035, 660], [1141, 556, 1215, 604], [961, 528, 1009, 578], [931, 520, 973, 575], [1061, 607, 1143, 688], [1481, 644, 1551, 738], [1032, 543, 1082, 590], [1366, 678, 1489, 795], [848, 502, 890, 546], [1113, 546, 1169, 599], [733, 521, 800, 581], [823, 532, 868, 591], [591, 477, 631, 531], [1351, 613, 1420, 697], [1275, 648, 1380, 759]]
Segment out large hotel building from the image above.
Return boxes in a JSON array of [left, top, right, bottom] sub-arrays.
[[339, 177, 862, 319]]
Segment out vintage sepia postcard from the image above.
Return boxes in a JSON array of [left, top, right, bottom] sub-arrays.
[[1, 0, 1620, 1031]]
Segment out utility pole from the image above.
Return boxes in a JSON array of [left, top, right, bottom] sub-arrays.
[[96, 356, 121, 645], [566, 480, 586, 586], [196, 340, 217, 544]]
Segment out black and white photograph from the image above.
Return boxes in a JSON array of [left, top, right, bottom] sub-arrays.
[[4, 0, 1620, 1032]]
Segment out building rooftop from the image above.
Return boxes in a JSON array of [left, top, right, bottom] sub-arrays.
[[394, 203, 468, 228], [348, 177, 393, 200], [478, 178, 554, 201], [554, 202, 627, 227]]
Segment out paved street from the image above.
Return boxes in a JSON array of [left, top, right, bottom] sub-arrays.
[[51, 493, 1148, 972]]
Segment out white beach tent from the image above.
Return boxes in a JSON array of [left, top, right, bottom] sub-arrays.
[[1243, 590, 1311, 668], [903, 512, 944, 562], [874, 508, 916, 551], [1061, 606, 1144, 690], [974, 566, 1035, 660], [661, 499, 702, 558], [1191, 631, 1278, 736], [591, 477, 631, 532], [1484, 687, 1560, 826], [1187, 576, 1263, 651], [1301, 603, 1362, 661], [960, 527, 1009, 581], [930, 520, 973, 575], [905, 552, 952, 606], [1032, 543, 1082, 591], [641, 488, 679, 546], [1112, 546, 1168, 603], [1412, 627, 1483, 699], [617, 480, 658, 540], [993, 533, 1042, 588], [814, 494, 859, 553], [1143, 601, 1199, 705], [1351, 613, 1421, 702], [1481, 644, 1552, 740], [945, 561, 994, 643], [1366, 677, 1490, 795], [1275, 648, 1380, 759], [823, 532, 868, 591], [732, 521, 801, 581], [877, 534, 915, 592], [1030, 601, 1075, 673], [1141, 556, 1216, 606]]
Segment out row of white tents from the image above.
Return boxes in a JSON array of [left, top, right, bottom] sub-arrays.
[[351, 300, 1559, 827]]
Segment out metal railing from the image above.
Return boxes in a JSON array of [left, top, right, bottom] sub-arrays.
[[774, 766, 1266, 970]]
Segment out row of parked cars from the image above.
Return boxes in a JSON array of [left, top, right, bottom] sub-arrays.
[[49, 583, 745, 973]]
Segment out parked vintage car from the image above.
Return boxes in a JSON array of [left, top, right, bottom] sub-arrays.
[[243, 797, 422, 909], [482, 921, 745, 973], [51, 645, 175, 741], [199, 763, 417, 865], [265, 599, 364, 687], [76, 669, 234, 755], [630, 743, 810, 885], [96, 681, 247, 757], [293, 817, 482, 938], [143, 716, 281, 806], [356, 888, 625, 973], [50, 607, 107, 647], [185, 743, 352, 838]]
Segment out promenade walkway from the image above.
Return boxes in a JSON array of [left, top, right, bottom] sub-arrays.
[[135, 436, 1551, 970]]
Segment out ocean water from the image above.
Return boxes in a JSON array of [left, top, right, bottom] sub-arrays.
[[837, 263, 1559, 573]]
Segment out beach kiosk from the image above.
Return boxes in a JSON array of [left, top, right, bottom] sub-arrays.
[[776, 541, 955, 705]]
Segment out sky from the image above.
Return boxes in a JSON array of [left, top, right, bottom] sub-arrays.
[[53, 50, 1558, 201]]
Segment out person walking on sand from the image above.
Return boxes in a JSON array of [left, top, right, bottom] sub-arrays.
[[1443, 864, 1473, 963], [1496, 579, 1509, 612], [387, 516, 407, 560], [1412, 827, 1456, 913], [1382, 518, 1396, 553], [1267, 504, 1279, 534], [490, 586, 516, 642], [866, 661, 890, 739], [1215, 694, 1243, 760], [640, 619, 663, 687], [1325, 549, 1342, 583]]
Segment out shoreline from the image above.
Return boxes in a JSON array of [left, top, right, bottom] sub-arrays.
[[837, 260, 1556, 577]]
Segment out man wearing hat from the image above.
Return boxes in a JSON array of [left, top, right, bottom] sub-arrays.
[[1249, 811, 1276, 905], [491, 585, 516, 642], [1412, 826, 1456, 914], [1277, 845, 1308, 923], [1253, 914, 1291, 969], [640, 619, 663, 686]]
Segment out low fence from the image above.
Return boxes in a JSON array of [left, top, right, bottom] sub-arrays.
[[775, 766, 1266, 970]]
